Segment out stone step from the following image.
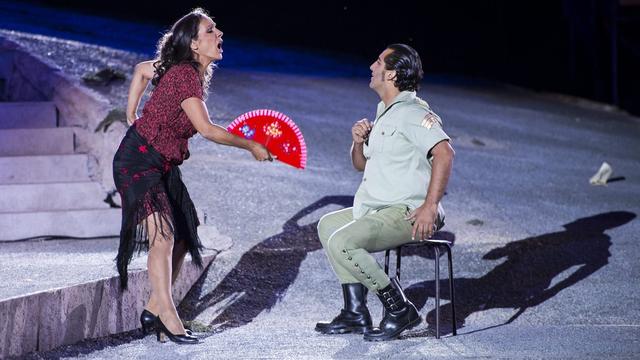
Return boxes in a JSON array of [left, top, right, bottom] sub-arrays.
[[0, 182, 109, 213], [0, 208, 121, 241], [0, 127, 75, 156], [0, 154, 90, 184], [0, 101, 57, 129]]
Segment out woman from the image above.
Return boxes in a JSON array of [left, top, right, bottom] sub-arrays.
[[113, 8, 270, 344]]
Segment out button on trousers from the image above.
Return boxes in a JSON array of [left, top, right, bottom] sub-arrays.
[[317, 205, 415, 292]]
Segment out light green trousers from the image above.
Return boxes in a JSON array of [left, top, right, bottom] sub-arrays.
[[317, 205, 417, 293]]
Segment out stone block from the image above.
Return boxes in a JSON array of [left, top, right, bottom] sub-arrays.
[[0, 101, 57, 129], [0, 182, 110, 213], [0, 208, 121, 240], [0, 127, 74, 156], [0, 253, 217, 358], [0, 154, 91, 184]]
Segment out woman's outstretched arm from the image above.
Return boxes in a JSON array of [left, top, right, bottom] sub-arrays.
[[126, 61, 155, 124], [181, 97, 272, 161]]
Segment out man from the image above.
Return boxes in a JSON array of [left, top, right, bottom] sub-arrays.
[[315, 44, 455, 341]]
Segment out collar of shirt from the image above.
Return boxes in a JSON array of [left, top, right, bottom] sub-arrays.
[[375, 91, 417, 122]]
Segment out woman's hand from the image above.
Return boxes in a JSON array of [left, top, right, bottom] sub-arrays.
[[126, 61, 155, 125], [127, 113, 137, 125], [249, 142, 273, 162], [181, 98, 274, 163]]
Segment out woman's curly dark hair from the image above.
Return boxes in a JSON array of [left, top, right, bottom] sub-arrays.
[[151, 8, 215, 94], [383, 44, 424, 92]]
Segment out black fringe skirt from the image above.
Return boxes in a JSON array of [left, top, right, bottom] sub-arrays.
[[113, 125, 203, 290]]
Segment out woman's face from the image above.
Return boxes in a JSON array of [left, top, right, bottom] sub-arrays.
[[192, 16, 224, 64]]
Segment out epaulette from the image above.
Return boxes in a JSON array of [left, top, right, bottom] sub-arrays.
[[420, 112, 442, 129]]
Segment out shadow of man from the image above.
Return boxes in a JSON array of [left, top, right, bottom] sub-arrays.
[[404, 211, 636, 335], [181, 195, 354, 332]]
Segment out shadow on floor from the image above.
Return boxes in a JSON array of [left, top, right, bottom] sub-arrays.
[[180, 195, 354, 332], [403, 211, 636, 336]]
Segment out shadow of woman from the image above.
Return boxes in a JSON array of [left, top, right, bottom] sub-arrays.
[[180, 195, 354, 333], [403, 211, 636, 336]]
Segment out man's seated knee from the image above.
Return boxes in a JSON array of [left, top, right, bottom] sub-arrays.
[[317, 216, 333, 245], [326, 230, 362, 258]]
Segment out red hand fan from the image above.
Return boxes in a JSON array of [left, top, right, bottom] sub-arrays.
[[227, 109, 307, 169]]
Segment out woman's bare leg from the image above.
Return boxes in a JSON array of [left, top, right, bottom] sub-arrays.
[[171, 239, 188, 285], [145, 239, 188, 314], [144, 212, 186, 335]]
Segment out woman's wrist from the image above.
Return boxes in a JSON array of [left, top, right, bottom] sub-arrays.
[[245, 140, 257, 151]]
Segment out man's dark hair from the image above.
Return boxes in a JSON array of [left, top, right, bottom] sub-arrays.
[[383, 44, 424, 91]]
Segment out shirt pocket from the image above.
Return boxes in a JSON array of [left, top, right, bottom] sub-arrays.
[[372, 125, 397, 153]]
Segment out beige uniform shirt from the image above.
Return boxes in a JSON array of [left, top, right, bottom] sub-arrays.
[[353, 91, 450, 219]]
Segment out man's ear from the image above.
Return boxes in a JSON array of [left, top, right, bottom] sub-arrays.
[[386, 70, 397, 82]]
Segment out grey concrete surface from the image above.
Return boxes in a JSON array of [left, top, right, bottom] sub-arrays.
[[0, 227, 231, 301], [1, 17, 639, 360], [0, 226, 232, 358], [16, 68, 638, 359], [0, 238, 141, 300]]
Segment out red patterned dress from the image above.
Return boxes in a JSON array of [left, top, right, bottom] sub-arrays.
[[113, 63, 205, 290]]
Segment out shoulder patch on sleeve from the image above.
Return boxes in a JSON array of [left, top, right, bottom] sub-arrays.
[[420, 112, 441, 129]]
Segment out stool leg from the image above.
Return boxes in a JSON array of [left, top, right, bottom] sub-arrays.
[[384, 249, 390, 275], [446, 245, 457, 336], [383, 250, 390, 318], [434, 246, 440, 339], [396, 247, 402, 280]]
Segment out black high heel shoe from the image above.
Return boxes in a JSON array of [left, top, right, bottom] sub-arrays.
[[141, 309, 194, 336], [155, 316, 199, 344], [140, 309, 157, 335]]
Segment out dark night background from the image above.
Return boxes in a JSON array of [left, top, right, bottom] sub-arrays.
[[26, 0, 640, 116]]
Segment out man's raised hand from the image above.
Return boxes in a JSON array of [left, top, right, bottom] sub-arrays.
[[352, 118, 372, 144]]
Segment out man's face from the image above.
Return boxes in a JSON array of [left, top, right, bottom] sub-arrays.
[[369, 48, 395, 90]]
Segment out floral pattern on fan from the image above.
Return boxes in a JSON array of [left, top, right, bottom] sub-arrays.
[[264, 121, 283, 138], [227, 109, 307, 169], [240, 124, 255, 139]]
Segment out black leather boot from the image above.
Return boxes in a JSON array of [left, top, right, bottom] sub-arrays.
[[364, 277, 420, 341], [315, 283, 372, 334]]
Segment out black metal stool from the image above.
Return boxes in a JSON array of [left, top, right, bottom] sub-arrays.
[[384, 239, 457, 339]]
